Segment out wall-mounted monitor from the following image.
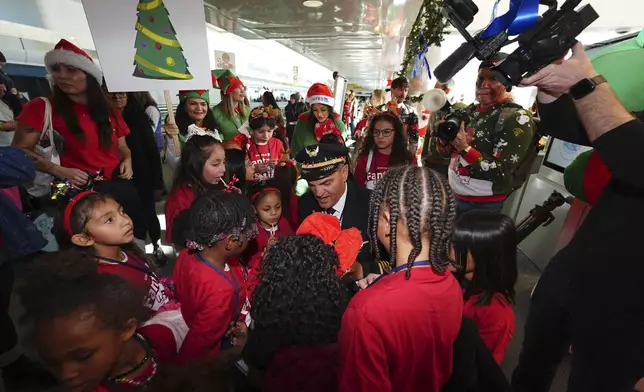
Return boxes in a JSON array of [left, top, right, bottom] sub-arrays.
[[542, 138, 593, 173]]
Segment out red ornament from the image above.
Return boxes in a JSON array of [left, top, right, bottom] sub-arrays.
[[149, 15, 155, 23], [155, 42, 162, 50]]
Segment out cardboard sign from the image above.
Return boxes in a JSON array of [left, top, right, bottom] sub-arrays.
[[214, 50, 236, 72], [82, 0, 212, 92]]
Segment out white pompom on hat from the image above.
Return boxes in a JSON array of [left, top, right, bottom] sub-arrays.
[[44, 39, 103, 83], [307, 83, 335, 107]]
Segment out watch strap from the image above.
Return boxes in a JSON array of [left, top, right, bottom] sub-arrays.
[[571, 75, 607, 100]]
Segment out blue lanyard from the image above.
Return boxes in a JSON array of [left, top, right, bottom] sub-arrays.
[[371, 260, 432, 286], [196, 253, 240, 322]]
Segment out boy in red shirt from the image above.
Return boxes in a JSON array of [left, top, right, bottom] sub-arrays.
[[174, 191, 257, 364], [338, 166, 462, 392]]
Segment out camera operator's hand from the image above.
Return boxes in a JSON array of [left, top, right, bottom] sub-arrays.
[[451, 122, 469, 152], [520, 42, 596, 96]]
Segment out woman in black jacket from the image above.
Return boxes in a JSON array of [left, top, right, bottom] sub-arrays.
[[107, 91, 167, 265]]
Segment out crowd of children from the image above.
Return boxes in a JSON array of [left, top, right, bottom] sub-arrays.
[[6, 84, 522, 392]]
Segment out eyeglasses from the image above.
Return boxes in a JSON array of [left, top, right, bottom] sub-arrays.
[[109, 92, 127, 98], [373, 128, 393, 137]]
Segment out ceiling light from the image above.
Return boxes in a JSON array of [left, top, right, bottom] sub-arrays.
[[303, 0, 323, 8]]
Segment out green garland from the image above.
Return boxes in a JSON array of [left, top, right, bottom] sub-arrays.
[[398, 0, 448, 104]]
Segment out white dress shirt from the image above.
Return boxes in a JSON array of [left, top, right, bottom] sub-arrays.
[[327, 182, 348, 224]]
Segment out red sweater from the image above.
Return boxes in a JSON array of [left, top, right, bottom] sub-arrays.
[[174, 250, 247, 364], [338, 266, 462, 392], [462, 293, 515, 364], [263, 344, 339, 392], [243, 218, 294, 300], [354, 150, 417, 190], [164, 185, 195, 244], [248, 138, 285, 181]]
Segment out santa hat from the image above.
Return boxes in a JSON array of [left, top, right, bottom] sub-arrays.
[[307, 83, 334, 107], [45, 39, 103, 83]]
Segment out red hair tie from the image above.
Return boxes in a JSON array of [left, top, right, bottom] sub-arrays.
[[250, 187, 281, 203], [64, 191, 95, 237]]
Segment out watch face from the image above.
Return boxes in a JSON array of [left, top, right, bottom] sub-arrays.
[[571, 79, 595, 99]]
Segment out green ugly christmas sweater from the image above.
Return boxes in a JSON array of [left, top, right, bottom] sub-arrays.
[[437, 101, 535, 202]]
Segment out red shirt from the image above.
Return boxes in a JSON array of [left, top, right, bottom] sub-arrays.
[[243, 218, 294, 300], [264, 344, 339, 392], [247, 138, 285, 181], [97, 251, 172, 312], [338, 267, 462, 392], [354, 150, 417, 190], [174, 250, 247, 364], [18, 97, 130, 180], [164, 184, 195, 244], [462, 293, 515, 364]]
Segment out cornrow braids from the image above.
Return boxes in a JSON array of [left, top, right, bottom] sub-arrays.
[[368, 166, 456, 278], [184, 192, 258, 252]]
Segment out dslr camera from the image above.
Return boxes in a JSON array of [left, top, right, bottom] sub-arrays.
[[405, 112, 420, 142], [425, 88, 471, 142], [434, 0, 599, 87]]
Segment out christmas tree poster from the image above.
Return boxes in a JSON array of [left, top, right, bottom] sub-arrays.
[[82, 0, 211, 92]]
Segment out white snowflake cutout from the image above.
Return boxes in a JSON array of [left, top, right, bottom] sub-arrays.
[[476, 130, 485, 138], [517, 113, 530, 125], [495, 139, 508, 149], [510, 154, 520, 163]]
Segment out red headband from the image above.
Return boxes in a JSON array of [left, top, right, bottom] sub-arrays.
[[64, 191, 96, 237], [251, 187, 281, 203]]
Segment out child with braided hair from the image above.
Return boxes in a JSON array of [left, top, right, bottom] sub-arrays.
[[174, 191, 258, 364], [338, 165, 463, 392]]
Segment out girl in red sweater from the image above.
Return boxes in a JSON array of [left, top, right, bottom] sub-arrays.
[[165, 127, 226, 246], [451, 210, 517, 364], [17, 250, 175, 392], [338, 166, 462, 392], [243, 183, 294, 300], [54, 191, 187, 362], [354, 112, 416, 190], [174, 191, 257, 364], [246, 106, 286, 181]]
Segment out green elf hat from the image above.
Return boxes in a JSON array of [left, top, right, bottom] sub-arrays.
[[212, 69, 244, 96], [591, 28, 644, 112], [178, 90, 210, 104]]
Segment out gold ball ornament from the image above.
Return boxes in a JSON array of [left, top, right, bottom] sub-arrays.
[[166, 57, 175, 66]]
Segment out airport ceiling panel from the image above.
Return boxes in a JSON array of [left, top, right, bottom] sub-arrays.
[[204, 0, 423, 90]]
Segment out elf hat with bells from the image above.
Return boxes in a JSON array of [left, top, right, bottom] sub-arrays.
[[212, 69, 244, 96]]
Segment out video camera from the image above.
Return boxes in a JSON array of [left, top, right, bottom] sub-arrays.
[[434, 0, 599, 88]]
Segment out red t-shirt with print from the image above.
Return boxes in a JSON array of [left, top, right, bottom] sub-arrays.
[[354, 150, 417, 190], [247, 139, 285, 181], [18, 97, 130, 179], [174, 250, 248, 364]]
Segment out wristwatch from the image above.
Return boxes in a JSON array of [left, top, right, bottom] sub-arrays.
[[570, 75, 607, 100]]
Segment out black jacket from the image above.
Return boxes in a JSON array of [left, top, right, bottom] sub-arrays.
[[298, 180, 382, 275], [441, 317, 512, 392], [537, 95, 644, 390]]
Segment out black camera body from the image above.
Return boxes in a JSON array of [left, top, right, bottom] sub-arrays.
[[405, 112, 420, 142], [436, 107, 470, 142], [435, 0, 599, 87]]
